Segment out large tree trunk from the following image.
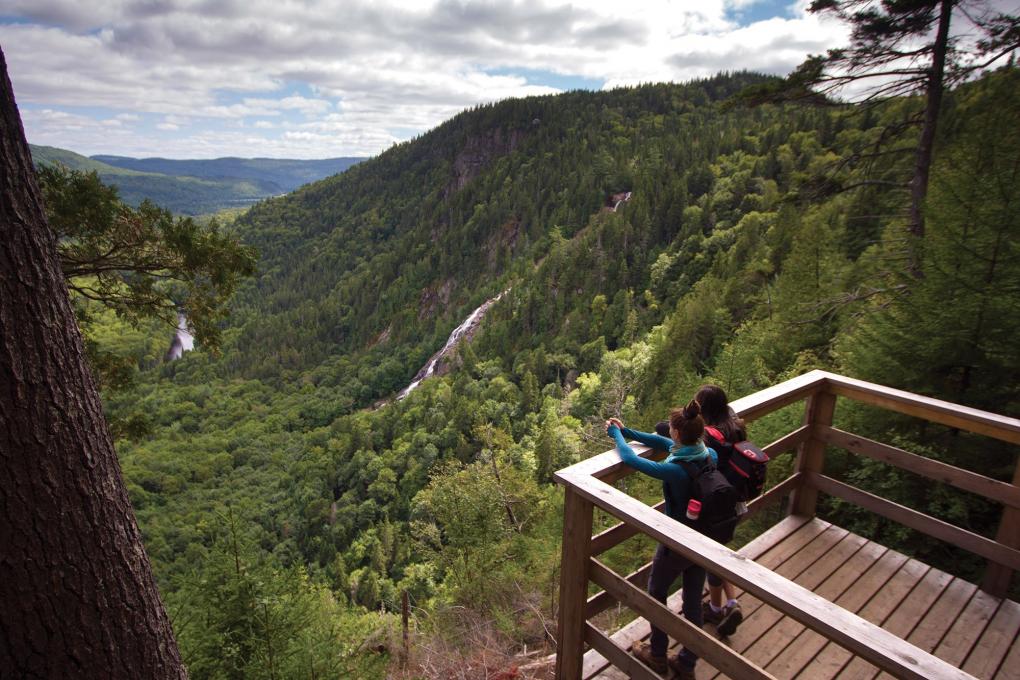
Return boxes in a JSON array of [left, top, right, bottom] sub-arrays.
[[0, 46, 186, 678], [908, 0, 953, 243]]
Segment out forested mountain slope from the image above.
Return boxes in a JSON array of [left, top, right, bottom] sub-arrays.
[[99, 68, 1020, 677], [220, 73, 820, 391]]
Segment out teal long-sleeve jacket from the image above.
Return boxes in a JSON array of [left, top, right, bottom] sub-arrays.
[[607, 424, 717, 522]]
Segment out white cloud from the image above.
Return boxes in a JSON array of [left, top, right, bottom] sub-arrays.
[[3, 0, 853, 157]]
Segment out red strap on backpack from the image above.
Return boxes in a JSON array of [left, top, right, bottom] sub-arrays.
[[704, 426, 725, 442]]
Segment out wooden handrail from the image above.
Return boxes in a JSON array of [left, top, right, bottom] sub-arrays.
[[553, 371, 1018, 680], [589, 559, 777, 679], [818, 426, 1020, 509], [558, 370, 1020, 481], [728, 369, 828, 422], [555, 468, 975, 680], [586, 562, 654, 619], [807, 472, 1020, 570], [761, 424, 811, 457], [583, 624, 659, 680], [819, 372, 1020, 445], [743, 471, 802, 519]]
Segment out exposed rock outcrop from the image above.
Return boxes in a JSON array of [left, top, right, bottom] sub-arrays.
[[446, 127, 526, 196]]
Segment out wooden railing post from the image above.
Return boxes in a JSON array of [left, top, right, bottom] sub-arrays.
[[789, 389, 837, 517], [982, 454, 1020, 597], [555, 485, 594, 680]]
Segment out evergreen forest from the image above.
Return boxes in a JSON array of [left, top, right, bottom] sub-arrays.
[[71, 67, 1020, 678]]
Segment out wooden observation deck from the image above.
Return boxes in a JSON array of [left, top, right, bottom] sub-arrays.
[[553, 371, 1020, 679]]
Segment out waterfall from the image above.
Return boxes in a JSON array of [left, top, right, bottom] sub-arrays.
[[611, 191, 632, 212], [165, 312, 195, 361], [396, 290, 506, 400]]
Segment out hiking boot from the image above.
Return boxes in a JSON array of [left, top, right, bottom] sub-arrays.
[[716, 601, 744, 637], [631, 640, 668, 674], [668, 654, 696, 680], [701, 600, 725, 625]]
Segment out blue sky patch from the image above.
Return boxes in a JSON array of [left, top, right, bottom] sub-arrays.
[[484, 67, 604, 92], [725, 0, 795, 25]]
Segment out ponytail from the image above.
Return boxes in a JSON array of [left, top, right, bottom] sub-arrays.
[[669, 399, 705, 445]]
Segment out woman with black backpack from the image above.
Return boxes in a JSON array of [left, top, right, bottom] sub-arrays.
[[606, 400, 717, 679], [696, 384, 748, 636]]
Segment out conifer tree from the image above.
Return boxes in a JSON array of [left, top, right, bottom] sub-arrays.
[[38, 164, 256, 355], [837, 68, 1020, 411], [750, 0, 1019, 267], [0, 45, 185, 677]]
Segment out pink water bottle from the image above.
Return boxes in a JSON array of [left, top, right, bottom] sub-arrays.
[[686, 499, 702, 520]]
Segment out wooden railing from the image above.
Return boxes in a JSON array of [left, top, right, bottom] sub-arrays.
[[553, 370, 1020, 680]]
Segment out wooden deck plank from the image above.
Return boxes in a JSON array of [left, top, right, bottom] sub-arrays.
[[595, 666, 629, 680], [752, 517, 835, 568], [836, 567, 955, 679], [765, 544, 906, 678], [583, 518, 829, 679], [725, 533, 870, 673], [696, 526, 855, 679], [933, 589, 1001, 667], [993, 615, 1020, 680], [962, 599, 1020, 679], [706, 525, 851, 642], [792, 558, 931, 678], [740, 514, 815, 562], [581, 516, 821, 679], [874, 577, 979, 680], [735, 533, 877, 673], [592, 518, 1020, 680]]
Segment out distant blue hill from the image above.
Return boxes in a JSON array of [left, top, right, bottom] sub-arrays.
[[30, 144, 365, 216], [92, 155, 364, 194]]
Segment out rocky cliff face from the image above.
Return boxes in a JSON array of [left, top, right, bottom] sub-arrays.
[[418, 279, 455, 321], [447, 127, 526, 195]]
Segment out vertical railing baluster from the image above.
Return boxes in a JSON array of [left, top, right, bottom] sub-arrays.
[[982, 455, 1020, 597], [789, 388, 837, 517], [556, 485, 594, 680]]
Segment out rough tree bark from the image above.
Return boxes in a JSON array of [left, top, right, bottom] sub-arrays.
[[0, 46, 186, 678]]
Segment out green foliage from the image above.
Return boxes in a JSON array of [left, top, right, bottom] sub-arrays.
[[838, 69, 1020, 413], [828, 69, 1020, 582], [39, 164, 256, 356], [170, 513, 393, 679], [409, 420, 554, 605], [79, 68, 1020, 670]]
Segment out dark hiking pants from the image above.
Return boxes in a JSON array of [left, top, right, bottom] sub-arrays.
[[647, 543, 706, 669]]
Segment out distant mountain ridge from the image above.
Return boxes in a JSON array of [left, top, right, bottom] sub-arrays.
[[92, 154, 364, 193], [30, 144, 365, 216]]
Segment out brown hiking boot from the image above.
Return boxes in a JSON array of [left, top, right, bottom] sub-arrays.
[[701, 600, 724, 625], [717, 601, 744, 637], [668, 654, 696, 680], [631, 640, 668, 674]]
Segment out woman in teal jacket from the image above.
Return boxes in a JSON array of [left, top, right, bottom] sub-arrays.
[[606, 400, 716, 679]]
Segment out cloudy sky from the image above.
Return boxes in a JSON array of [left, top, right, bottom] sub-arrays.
[[1, 0, 848, 159]]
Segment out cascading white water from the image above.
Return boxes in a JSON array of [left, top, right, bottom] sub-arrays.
[[165, 312, 195, 361], [396, 290, 506, 400], [612, 191, 632, 212]]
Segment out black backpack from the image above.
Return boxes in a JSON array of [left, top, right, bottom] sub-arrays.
[[703, 426, 769, 501], [674, 459, 739, 543]]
